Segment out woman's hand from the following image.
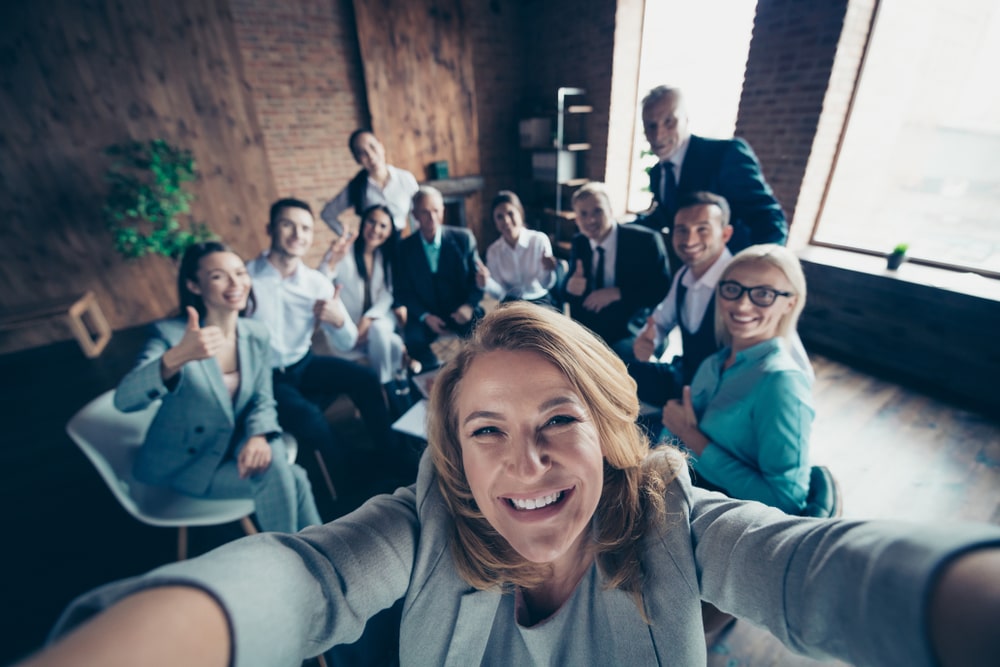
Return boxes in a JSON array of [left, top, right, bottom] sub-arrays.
[[161, 307, 224, 381], [319, 231, 355, 274], [662, 386, 710, 455], [237, 435, 273, 478], [394, 305, 408, 328], [474, 257, 490, 289]]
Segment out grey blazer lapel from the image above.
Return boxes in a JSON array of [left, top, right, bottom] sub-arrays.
[[444, 588, 502, 667], [231, 320, 255, 418]]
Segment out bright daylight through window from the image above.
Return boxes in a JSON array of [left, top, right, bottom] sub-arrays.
[[813, 0, 1000, 277], [626, 0, 758, 214]]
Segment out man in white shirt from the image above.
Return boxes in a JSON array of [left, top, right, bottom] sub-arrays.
[[248, 198, 398, 509], [320, 129, 420, 235], [630, 192, 812, 407]]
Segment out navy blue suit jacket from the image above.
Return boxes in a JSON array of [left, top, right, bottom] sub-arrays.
[[644, 135, 787, 270], [560, 223, 670, 345], [394, 226, 483, 322]]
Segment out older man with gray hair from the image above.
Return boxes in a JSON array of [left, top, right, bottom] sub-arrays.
[[393, 185, 484, 370], [638, 85, 787, 272]]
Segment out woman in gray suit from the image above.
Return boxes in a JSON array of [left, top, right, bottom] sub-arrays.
[[114, 242, 320, 534], [25, 304, 1000, 667]]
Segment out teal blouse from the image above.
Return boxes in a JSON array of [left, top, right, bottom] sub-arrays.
[[675, 337, 814, 513]]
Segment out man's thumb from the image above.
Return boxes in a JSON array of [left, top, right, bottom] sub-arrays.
[[186, 306, 200, 330], [574, 260, 584, 275], [332, 284, 343, 299]]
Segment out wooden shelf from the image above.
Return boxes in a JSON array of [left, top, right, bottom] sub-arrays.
[[567, 105, 593, 114], [564, 142, 591, 151]]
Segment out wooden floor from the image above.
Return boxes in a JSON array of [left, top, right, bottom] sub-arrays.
[[1, 331, 998, 666], [707, 354, 1000, 667]]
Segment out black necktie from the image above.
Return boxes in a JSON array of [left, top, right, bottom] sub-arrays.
[[594, 246, 605, 290], [662, 161, 678, 212]]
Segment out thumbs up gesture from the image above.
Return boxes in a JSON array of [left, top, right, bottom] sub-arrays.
[[161, 306, 225, 380], [474, 256, 490, 289], [566, 259, 587, 297], [662, 386, 709, 455], [314, 284, 347, 328], [633, 315, 658, 361]]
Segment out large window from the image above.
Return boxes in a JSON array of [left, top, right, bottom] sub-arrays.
[[626, 0, 758, 213], [813, 0, 1000, 276]]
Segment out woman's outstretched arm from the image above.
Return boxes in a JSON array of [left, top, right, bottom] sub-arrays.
[[18, 586, 230, 667]]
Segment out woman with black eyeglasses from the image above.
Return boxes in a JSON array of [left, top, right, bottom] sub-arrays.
[[660, 244, 813, 514]]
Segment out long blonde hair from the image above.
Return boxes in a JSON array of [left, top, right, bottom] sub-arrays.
[[428, 302, 683, 603]]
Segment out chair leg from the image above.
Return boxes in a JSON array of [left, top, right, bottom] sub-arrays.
[[177, 526, 188, 561], [316, 654, 329, 667], [314, 450, 338, 502], [240, 516, 259, 536]]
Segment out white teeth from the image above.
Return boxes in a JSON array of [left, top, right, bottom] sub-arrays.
[[509, 491, 562, 511]]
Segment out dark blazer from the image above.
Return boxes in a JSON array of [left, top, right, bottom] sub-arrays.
[[560, 223, 670, 345], [114, 317, 279, 496], [644, 135, 787, 270], [394, 226, 484, 322]]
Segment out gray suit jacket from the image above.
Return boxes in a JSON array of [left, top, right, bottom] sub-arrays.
[[114, 317, 280, 496], [51, 450, 1000, 666]]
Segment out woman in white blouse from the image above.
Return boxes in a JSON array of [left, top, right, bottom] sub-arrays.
[[318, 205, 406, 385], [476, 191, 558, 307]]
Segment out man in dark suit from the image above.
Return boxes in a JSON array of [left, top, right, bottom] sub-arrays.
[[639, 85, 787, 271], [394, 185, 484, 369], [560, 182, 670, 360]]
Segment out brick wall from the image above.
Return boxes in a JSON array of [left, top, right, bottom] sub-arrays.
[[229, 0, 368, 251], [736, 0, 851, 228], [464, 0, 529, 245]]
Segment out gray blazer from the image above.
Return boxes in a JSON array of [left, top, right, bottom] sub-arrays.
[[114, 317, 280, 496], [52, 452, 1000, 666]]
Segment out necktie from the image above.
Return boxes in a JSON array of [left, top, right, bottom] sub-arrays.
[[661, 161, 678, 213], [595, 246, 606, 290]]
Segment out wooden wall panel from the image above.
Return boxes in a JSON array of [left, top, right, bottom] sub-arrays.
[[799, 251, 1000, 413], [352, 0, 483, 236], [0, 0, 276, 354]]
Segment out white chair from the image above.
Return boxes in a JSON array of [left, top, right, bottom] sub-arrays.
[[66, 390, 298, 560]]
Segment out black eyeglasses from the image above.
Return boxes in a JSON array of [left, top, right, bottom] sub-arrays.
[[718, 280, 793, 307]]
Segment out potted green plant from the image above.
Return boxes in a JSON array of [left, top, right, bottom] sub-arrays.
[[886, 243, 908, 270], [103, 139, 213, 260]]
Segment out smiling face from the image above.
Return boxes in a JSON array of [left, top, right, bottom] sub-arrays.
[[362, 208, 393, 250], [673, 203, 732, 277], [268, 205, 314, 259], [457, 349, 604, 570], [642, 91, 690, 162], [720, 261, 797, 350], [186, 251, 252, 314], [572, 192, 613, 242], [493, 202, 524, 246], [350, 131, 387, 175]]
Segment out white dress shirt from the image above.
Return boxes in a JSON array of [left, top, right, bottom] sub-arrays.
[[648, 249, 733, 349], [645, 248, 814, 380], [483, 229, 557, 301], [247, 252, 357, 369], [320, 165, 419, 234], [320, 249, 394, 324]]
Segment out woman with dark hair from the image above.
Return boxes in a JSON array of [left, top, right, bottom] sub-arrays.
[[318, 205, 406, 384], [24, 303, 1000, 667], [114, 242, 320, 533], [476, 190, 558, 306], [319, 129, 419, 235]]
